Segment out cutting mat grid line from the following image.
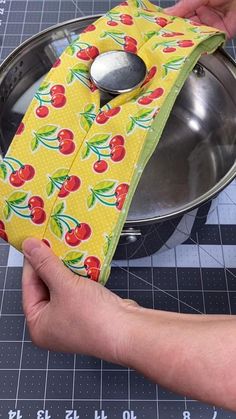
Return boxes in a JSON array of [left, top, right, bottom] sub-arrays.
[[0, 0, 236, 418]]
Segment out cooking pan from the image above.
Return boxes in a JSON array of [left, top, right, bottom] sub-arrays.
[[0, 16, 236, 259]]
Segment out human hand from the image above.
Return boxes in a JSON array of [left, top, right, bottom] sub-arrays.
[[165, 0, 236, 38], [22, 238, 137, 362]]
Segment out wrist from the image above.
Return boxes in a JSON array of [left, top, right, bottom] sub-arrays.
[[113, 301, 148, 367]]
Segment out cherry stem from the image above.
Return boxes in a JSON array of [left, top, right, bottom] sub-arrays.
[[36, 136, 59, 150], [131, 117, 150, 129], [37, 91, 51, 96], [6, 202, 30, 218], [10, 203, 29, 209], [96, 192, 116, 198], [91, 190, 116, 206], [37, 98, 52, 104], [107, 33, 124, 46], [80, 111, 96, 118], [136, 117, 155, 123], [88, 144, 110, 159], [4, 157, 23, 167], [73, 73, 91, 89], [37, 134, 58, 142], [49, 176, 63, 189], [52, 215, 71, 231], [2, 160, 14, 172], [75, 41, 90, 48], [64, 262, 86, 271], [53, 213, 79, 227]]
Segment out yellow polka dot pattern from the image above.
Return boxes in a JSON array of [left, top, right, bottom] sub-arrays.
[[0, 0, 225, 284]]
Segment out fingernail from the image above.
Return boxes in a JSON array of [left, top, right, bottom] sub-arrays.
[[22, 238, 42, 257]]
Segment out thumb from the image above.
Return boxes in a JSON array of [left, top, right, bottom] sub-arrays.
[[22, 237, 74, 291], [165, 0, 206, 17]]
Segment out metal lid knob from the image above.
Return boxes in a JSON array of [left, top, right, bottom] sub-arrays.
[[89, 50, 147, 95]]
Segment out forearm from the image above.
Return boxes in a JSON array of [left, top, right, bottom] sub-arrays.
[[120, 306, 236, 411]]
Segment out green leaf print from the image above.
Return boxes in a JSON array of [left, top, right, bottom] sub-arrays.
[[46, 181, 55, 197], [66, 72, 74, 84], [81, 144, 90, 159], [80, 115, 92, 133], [50, 218, 63, 239], [3, 204, 11, 220], [64, 251, 84, 264], [8, 192, 28, 205], [94, 181, 116, 194], [0, 164, 7, 180], [36, 125, 57, 137], [87, 193, 95, 209], [52, 169, 69, 182], [38, 82, 50, 92], [84, 104, 95, 113], [31, 136, 39, 151], [87, 134, 110, 146], [53, 202, 65, 216]]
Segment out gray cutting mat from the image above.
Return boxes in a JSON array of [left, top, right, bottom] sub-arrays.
[[0, 0, 236, 418]]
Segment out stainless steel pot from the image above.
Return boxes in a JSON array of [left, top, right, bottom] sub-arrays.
[[0, 16, 236, 259]]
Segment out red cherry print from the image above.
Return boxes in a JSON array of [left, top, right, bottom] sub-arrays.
[[59, 139, 75, 155], [87, 267, 100, 281], [138, 97, 152, 105], [124, 36, 137, 45], [120, 13, 131, 19], [155, 17, 168, 27], [76, 50, 90, 60], [163, 47, 177, 53], [116, 194, 126, 211], [42, 239, 51, 247], [96, 112, 109, 124], [52, 58, 61, 67], [50, 84, 65, 96], [111, 145, 126, 162], [86, 46, 99, 59], [178, 40, 194, 48], [28, 196, 44, 210], [109, 135, 124, 149], [0, 221, 5, 230], [65, 230, 81, 247], [162, 32, 184, 37], [31, 207, 46, 225], [93, 160, 108, 173], [149, 87, 164, 100], [9, 171, 25, 187], [90, 81, 98, 92], [36, 106, 49, 118], [0, 229, 8, 242], [115, 183, 129, 197], [18, 165, 35, 181], [58, 186, 70, 198], [107, 20, 118, 26], [16, 122, 24, 135], [83, 24, 96, 32], [64, 176, 81, 192], [147, 66, 157, 81], [75, 223, 92, 241], [84, 256, 101, 270], [104, 107, 121, 117], [57, 129, 74, 142], [51, 93, 66, 108], [121, 17, 133, 25], [124, 43, 137, 53]]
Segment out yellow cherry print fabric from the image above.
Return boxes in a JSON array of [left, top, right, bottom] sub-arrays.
[[0, 0, 225, 284]]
